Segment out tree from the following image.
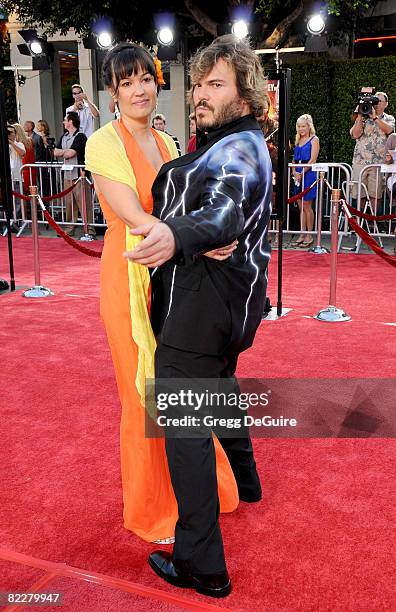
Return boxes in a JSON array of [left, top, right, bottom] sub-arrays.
[[1, 0, 379, 52]]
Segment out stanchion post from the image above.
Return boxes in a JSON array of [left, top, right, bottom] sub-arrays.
[[310, 171, 329, 254], [79, 169, 94, 242], [314, 189, 351, 322], [23, 186, 53, 298]]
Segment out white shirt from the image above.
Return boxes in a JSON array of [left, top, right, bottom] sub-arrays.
[[9, 141, 25, 181], [66, 101, 95, 138]]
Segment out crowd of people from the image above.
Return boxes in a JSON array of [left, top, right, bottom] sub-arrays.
[[274, 92, 395, 250]]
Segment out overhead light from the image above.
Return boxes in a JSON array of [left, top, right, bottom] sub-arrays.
[[157, 26, 174, 46], [17, 28, 53, 68], [232, 20, 249, 39], [307, 15, 325, 35], [97, 31, 113, 49], [30, 41, 43, 55], [378, 41, 383, 48], [18, 29, 46, 56]]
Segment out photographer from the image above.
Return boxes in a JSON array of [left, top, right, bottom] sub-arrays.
[[350, 91, 394, 210], [66, 83, 99, 138], [53, 112, 95, 237]]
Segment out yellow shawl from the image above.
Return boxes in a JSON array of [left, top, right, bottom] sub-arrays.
[[85, 121, 179, 402]]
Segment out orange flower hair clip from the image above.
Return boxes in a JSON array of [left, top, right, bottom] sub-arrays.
[[153, 57, 166, 86]]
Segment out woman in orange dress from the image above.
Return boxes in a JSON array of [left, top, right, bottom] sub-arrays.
[[85, 43, 239, 543]]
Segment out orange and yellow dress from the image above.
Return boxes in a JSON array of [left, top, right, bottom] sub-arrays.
[[85, 120, 239, 542]]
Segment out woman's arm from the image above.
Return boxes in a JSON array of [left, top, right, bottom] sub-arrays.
[[308, 136, 319, 165], [9, 141, 25, 158], [93, 173, 158, 228]]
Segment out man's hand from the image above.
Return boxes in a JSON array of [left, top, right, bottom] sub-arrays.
[[124, 223, 176, 267], [204, 240, 238, 261]]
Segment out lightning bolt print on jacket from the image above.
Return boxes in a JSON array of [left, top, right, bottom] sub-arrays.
[[151, 115, 273, 356]]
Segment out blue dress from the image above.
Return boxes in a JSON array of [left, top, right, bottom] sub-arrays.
[[293, 136, 317, 200]]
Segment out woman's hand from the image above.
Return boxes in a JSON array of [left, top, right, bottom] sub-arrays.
[[204, 240, 238, 261]]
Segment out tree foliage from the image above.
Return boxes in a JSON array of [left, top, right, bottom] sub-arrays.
[[1, 0, 379, 49]]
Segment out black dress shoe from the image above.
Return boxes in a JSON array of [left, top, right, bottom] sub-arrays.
[[148, 550, 232, 598]]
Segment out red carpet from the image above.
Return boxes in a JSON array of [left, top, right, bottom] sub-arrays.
[[0, 237, 395, 611]]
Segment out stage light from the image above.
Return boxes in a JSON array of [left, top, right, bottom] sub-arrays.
[[307, 15, 325, 35], [378, 41, 383, 48], [30, 41, 43, 55], [232, 20, 249, 39], [157, 27, 174, 46], [17, 29, 53, 69], [97, 31, 113, 49]]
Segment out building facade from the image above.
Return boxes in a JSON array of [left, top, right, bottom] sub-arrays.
[[7, 15, 188, 151]]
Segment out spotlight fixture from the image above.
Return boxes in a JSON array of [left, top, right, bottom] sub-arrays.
[[307, 15, 325, 36], [97, 31, 113, 49], [231, 20, 249, 39], [17, 29, 53, 69], [157, 26, 174, 46], [30, 41, 43, 55]]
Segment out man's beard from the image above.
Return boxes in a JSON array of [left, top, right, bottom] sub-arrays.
[[196, 98, 245, 131]]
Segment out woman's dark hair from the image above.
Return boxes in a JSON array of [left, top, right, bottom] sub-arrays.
[[102, 43, 157, 95]]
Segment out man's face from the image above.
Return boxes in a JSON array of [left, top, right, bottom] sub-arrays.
[[193, 58, 249, 131], [63, 116, 72, 131], [189, 117, 196, 135], [24, 121, 33, 134], [72, 88, 84, 108], [374, 94, 388, 116], [153, 118, 165, 131]]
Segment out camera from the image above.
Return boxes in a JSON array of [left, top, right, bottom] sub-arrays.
[[357, 87, 380, 117], [46, 137, 56, 150]]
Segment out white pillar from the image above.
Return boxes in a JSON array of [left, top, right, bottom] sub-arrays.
[[157, 63, 188, 154]]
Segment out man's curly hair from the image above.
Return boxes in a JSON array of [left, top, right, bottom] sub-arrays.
[[189, 34, 267, 117]]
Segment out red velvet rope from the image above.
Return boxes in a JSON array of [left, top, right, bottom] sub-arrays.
[[11, 190, 31, 201], [346, 204, 396, 222], [287, 179, 318, 204], [12, 182, 78, 203], [42, 182, 78, 202], [346, 215, 396, 267], [42, 209, 103, 258]]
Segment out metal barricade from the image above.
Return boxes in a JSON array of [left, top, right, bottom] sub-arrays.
[[0, 163, 105, 238], [271, 163, 352, 251], [0, 176, 24, 237], [353, 163, 395, 252]]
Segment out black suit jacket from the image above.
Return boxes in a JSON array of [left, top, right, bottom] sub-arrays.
[[151, 115, 272, 356]]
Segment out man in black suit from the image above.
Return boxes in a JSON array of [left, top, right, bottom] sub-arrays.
[[126, 35, 272, 597]]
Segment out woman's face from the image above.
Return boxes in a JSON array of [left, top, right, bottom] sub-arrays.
[[113, 66, 157, 122], [37, 122, 44, 133], [297, 120, 309, 138]]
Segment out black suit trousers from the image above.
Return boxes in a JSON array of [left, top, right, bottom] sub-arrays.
[[155, 342, 260, 574]]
